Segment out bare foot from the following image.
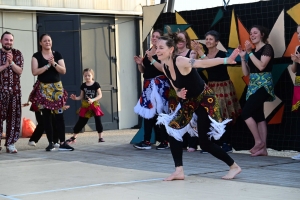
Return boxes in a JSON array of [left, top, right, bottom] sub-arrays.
[[249, 142, 265, 154], [187, 148, 196, 152], [251, 148, 268, 156], [164, 166, 185, 181], [222, 163, 241, 180]]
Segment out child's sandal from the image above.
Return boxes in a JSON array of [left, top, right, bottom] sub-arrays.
[[98, 138, 105, 142]]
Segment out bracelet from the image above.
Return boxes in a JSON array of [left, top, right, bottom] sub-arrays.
[[45, 64, 50, 70], [10, 61, 15, 66], [224, 57, 228, 65], [248, 52, 254, 57], [150, 59, 156, 65], [200, 54, 206, 59]]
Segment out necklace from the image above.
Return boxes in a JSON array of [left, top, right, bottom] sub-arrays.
[[177, 48, 187, 54]]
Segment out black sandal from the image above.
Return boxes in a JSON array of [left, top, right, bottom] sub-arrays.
[[98, 138, 105, 142]]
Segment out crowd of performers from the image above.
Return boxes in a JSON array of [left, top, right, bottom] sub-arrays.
[[133, 24, 300, 180], [0, 32, 104, 153], [0, 24, 299, 180]]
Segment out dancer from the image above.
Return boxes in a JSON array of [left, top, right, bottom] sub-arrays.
[[133, 29, 170, 150], [66, 68, 105, 144], [192, 30, 241, 153], [291, 24, 300, 160], [238, 25, 275, 156], [175, 30, 199, 152], [30, 33, 73, 151], [0, 31, 24, 153], [156, 31, 241, 181]]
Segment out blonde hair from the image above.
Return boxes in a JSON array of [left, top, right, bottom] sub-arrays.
[[83, 68, 95, 80]]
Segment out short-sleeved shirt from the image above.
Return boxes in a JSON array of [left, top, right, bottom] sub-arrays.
[[248, 44, 274, 73], [81, 81, 101, 100], [33, 51, 63, 83], [142, 48, 164, 79], [0, 48, 24, 94], [205, 50, 230, 81]]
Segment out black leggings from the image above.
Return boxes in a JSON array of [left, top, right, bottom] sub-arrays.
[[169, 105, 234, 167], [242, 87, 271, 122], [144, 116, 168, 142], [41, 109, 65, 144], [29, 111, 58, 143], [73, 116, 103, 133]]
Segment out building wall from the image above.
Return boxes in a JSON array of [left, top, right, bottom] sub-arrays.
[[0, 11, 37, 132], [115, 17, 139, 129], [0, 0, 154, 15]]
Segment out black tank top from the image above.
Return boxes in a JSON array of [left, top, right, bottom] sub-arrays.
[[296, 46, 300, 77], [164, 56, 205, 98]]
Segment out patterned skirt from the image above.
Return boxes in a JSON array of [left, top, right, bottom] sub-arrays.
[[157, 85, 231, 141], [134, 75, 170, 119], [247, 72, 275, 102], [292, 76, 300, 112], [208, 80, 241, 123], [77, 100, 104, 118], [29, 80, 68, 114]]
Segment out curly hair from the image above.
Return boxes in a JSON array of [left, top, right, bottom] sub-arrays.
[[160, 26, 185, 58]]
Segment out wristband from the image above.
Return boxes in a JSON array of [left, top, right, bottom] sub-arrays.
[[10, 61, 15, 66], [224, 57, 228, 65], [150, 59, 156, 65], [248, 52, 254, 57], [200, 54, 206, 59], [45, 64, 50, 70]]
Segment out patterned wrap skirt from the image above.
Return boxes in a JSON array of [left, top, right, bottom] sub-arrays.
[[208, 80, 241, 123], [77, 100, 104, 118], [29, 80, 68, 114], [246, 72, 275, 102], [292, 76, 300, 112], [134, 75, 170, 119], [157, 85, 232, 141]]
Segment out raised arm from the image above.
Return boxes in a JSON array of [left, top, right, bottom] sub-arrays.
[[291, 46, 300, 73], [176, 48, 239, 69], [31, 57, 49, 76]]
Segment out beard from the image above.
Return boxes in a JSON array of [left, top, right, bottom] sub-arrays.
[[2, 44, 12, 51]]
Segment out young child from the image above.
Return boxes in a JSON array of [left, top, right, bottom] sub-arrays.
[[66, 68, 104, 144]]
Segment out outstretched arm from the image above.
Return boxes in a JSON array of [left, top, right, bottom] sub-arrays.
[[177, 48, 239, 69]]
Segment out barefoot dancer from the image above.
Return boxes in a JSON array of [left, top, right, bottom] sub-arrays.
[[239, 25, 275, 157], [156, 29, 241, 181]]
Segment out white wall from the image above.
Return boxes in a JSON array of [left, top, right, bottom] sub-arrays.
[[115, 17, 139, 129], [0, 11, 37, 133]]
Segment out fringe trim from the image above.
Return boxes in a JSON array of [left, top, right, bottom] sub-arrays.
[[134, 79, 168, 118], [207, 116, 232, 140], [157, 104, 232, 141], [156, 104, 198, 141]]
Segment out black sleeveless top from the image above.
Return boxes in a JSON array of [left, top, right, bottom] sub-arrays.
[[205, 50, 230, 81], [296, 46, 300, 76], [184, 49, 192, 58], [248, 44, 274, 73], [142, 48, 163, 79], [164, 56, 205, 98]]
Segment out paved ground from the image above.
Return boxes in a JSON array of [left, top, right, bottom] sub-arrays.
[[0, 129, 300, 200]]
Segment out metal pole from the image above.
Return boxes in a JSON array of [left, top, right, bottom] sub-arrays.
[[167, 0, 175, 12]]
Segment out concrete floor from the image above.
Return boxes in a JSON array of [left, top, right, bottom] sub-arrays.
[[0, 129, 300, 200]]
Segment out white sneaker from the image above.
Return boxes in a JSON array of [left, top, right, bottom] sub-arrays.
[[6, 144, 17, 153], [291, 153, 300, 160], [54, 143, 60, 148], [28, 141, 36, 146]]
